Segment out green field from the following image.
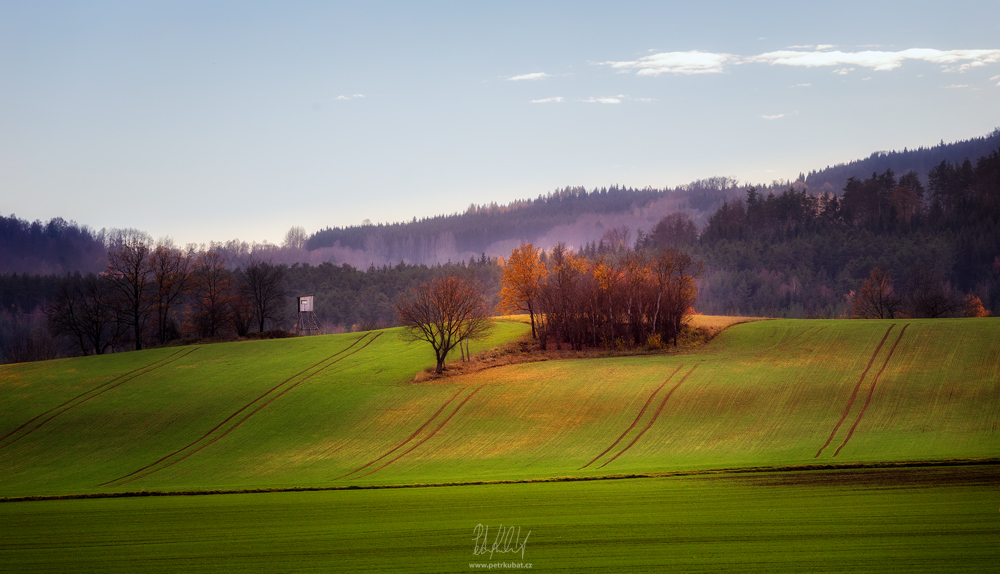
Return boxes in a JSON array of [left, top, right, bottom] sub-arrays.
[[1, 318, 998, 571]]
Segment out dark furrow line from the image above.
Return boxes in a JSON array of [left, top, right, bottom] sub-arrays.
[[96, 333, 371, 487], [579, 365, 684, 470], [0, 349, 185, 446], [834, 324, 909, 457], [356, 384, 486, 479], [598, 365, 698, 469], [814, 324, 895, 458], [107, 333, 382, 487], [336, 386, 467, 480], [0, 348, 198, 452]]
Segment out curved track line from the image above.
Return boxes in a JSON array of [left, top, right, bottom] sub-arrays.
[[355, 384, 486, 479], [598, 365, 698, 469], [336, 386, 467, 480], [834, 324, 909, 457], [0, 349, 197, 452], [814, 324, 895, 458], [103, 333, 381, 487], [579, 365, 684, 470]]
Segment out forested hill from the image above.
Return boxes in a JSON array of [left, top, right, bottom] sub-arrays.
[[805, 128, 1000, 193], [305, 179, 742, 266]]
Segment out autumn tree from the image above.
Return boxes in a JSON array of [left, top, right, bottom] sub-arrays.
[[963, 294, 991, 317], [497, 243, 545, 338], [150, 244, 191, 344], [396, 276, 493, 374], [852, 267, 902, 319], [105, 230, 155, 350]]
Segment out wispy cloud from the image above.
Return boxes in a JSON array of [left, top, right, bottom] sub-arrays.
[[748, 48, 1000, 72], [832, 67, 855, 75], [944, 84, 970, 89], [601, 47, 1000, 77], [599, 50, 735, 75], [509, 72, 551, 81], [336, 94, 366, 100], [992, 74, 1000, 86], [791, 83, 812, 88], [531, 96, 564, 103], [583, 96, 622, 104], [762, 114, 785, 120]]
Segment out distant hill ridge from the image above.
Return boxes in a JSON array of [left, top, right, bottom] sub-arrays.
[[804, 128, 1000, 193]]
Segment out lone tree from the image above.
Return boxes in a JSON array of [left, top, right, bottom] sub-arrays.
[[396, 276, 493, 374], [243, 257, 286, 333], [105, 229, 155, 350], [852, 267, 902, 319]]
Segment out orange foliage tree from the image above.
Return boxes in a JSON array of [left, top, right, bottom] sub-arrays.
[[963, 294, 991, 317], [497, 243, 545, 339]]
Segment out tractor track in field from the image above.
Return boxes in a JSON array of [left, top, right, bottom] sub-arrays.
[[579, 365, 685, 470], [0, 348, 197, 452], [99, 332, 380, 488], [336, 386, 468, 480], [353, 384, 487, 479], [834, 324, 909, 457], [598, 365, 698, 469], [814, 324, 895, 458]]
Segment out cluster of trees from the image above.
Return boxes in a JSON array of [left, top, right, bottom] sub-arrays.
[[45, 231, 287, 356], [499, 243, 700, 351], [850, 267, 991, 319]]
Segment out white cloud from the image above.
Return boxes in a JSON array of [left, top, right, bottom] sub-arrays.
[[530, 96, 564, 103], [336, 95, 350, 100], [352, 93, 366, 98], [791, 83, 812, 88], [944, 84, 970, 88], [584, 97, 622, 104], [634, 97, 655, 102], [787, 45, 814, 49], [337, 94, 365, 100], [832, 67, 855, 75], [599, 50, 735, 75], [748, 48, 1000, 72], [509, 72, 551, 81], [816, 44, 836, 50], [762, 114, 785, 120], [862, 77, 872, 81]]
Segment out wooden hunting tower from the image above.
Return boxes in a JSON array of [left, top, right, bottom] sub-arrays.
[[294, 295, 321, 336]]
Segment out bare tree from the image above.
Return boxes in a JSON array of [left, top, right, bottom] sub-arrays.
[[852, 267, 902, 319], [242, 258, 287, 333], [105, 230, 155, 350], [396, 276, 493, 374], [150, 244, 191, 344], [189, 252, 232, 337], [282, 226, 308, 250], [46, 273, 125, 355]]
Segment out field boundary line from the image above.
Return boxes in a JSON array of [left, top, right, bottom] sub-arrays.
[[8, 458, 998, 504], [336, 386, 468, 480], [598, 365, 698, 469], [834, 324, 909, 457], [0, 348, 197, 452], [355, 384, 486, 479], [579, 365, 684, 470], [814, 324, 895, 458], [99, 333, 378, 487]]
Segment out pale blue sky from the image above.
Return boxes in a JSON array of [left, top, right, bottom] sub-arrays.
[[2, 1, 999, 246]]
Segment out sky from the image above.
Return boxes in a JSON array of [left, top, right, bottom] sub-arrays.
[[2, 1, 999, 247]]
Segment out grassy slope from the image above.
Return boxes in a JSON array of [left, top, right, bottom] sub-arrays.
[[0, 318, 997, 497]]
